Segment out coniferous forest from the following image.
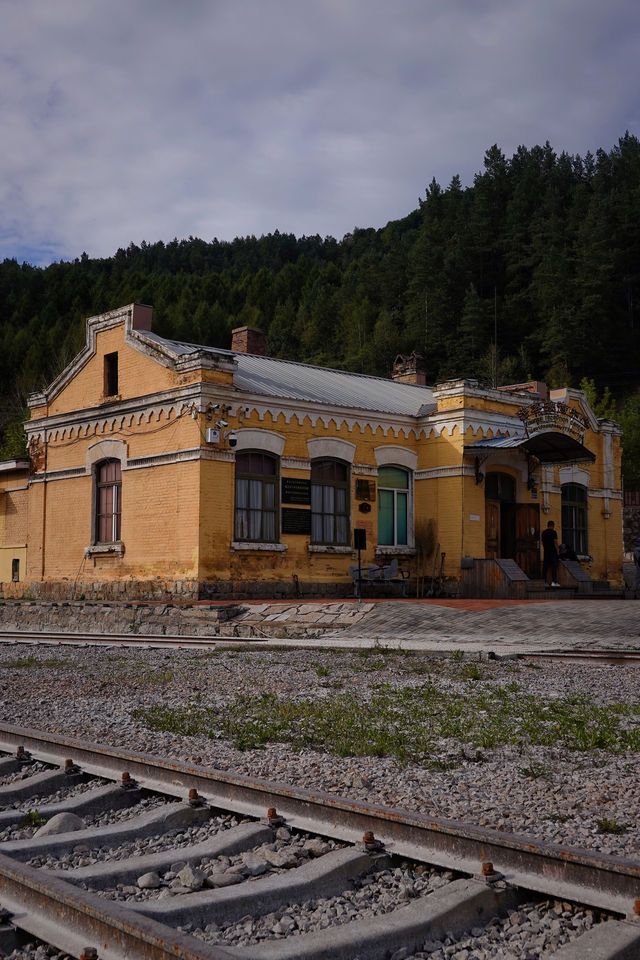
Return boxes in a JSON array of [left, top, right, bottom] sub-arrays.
[[2, 135, 640, 482]]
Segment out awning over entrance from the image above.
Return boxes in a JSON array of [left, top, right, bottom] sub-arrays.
[[465, 432, 596, 464]]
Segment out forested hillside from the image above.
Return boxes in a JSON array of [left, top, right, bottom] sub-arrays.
[[2, 134, 640, 479]]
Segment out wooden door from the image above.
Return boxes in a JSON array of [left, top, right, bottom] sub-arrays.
[[514, 503, 540, 578], [485, 500, 500, 559]]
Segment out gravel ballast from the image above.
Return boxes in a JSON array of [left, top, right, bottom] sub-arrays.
[[2, 643, 639, 859]]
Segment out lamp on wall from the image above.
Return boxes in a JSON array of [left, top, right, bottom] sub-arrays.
[[526, 454, 540, 496], [474, 456, 485, 485]]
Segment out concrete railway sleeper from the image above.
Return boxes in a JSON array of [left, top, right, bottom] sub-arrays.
[[0, 733, 636, 959]]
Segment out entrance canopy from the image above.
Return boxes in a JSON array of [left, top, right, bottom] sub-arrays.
[[465, 432, 596, 465]]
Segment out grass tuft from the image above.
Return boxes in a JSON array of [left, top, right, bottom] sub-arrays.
[[596, 818, 628, 834], [133, 680, 640, 765], [2, 655, 70, 670]]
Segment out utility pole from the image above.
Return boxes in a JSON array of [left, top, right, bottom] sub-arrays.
[[424, 293, 428, 354], [493, 286, 498, 388]]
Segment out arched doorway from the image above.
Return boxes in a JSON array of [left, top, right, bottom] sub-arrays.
[[485, 471, 540, 577]]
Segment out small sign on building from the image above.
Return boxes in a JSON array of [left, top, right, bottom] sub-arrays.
[[282, 478, 311, 504], [281, 507, 311, 535]]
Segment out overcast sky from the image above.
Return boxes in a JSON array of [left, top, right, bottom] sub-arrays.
[[2, 0, 639, 267]]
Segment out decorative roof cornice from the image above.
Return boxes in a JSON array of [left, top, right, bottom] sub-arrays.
[[433, 379, 527, 408], [24, 386, 201, 444], [0, 459, 30, 472], [27, 304, 236, 409]]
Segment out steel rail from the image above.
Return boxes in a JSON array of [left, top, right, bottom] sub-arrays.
[[0, 629, 245, 648], [0, 723, 638, 919], [0, 851, 238, 960], [3, 631, 640, 663], [524, 650, 640, 665]]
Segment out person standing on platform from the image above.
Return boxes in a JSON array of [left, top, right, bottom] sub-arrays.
[[633, 539, 640, 599], [542, 519, 560, 587]]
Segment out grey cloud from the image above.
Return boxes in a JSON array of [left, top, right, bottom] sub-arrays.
[[1, 0, 639, 263]]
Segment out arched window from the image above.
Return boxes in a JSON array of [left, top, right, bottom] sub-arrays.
[[95, 459, 121, 543], [311, 459, 349, 544], [235, 451, 278, 542], [562, 483, 588, 555], [378, 466, 409, 545]]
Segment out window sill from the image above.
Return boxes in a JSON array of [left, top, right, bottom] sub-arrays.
[[375, 546, 417, 556], [231, 541, 288, 552], [308, 544, 353, 554], [84, 542, 125, 558]]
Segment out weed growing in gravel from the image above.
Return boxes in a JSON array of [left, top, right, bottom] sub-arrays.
[[426, 757, 459, 772], [142, 668, 175, 685], [20, 809, 45, 828], [459, 662, 483, 682], [316, 666, 330, 677], [2, 655, 69, 669], [133, 680, 640, 765], [596, 818, 628, 834], [354, 656, 389, 673], [519, 759, 550, 779], [406, 661, 433, 676]]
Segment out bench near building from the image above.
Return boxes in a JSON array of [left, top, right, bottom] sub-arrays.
[[0, 303, 623, 601]]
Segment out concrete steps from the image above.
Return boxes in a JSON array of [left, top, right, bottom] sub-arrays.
[[462, 558, 623, 600]]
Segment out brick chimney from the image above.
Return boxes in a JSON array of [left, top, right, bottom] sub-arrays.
[[392, 352, 426, 386], [231, 326, 266, 355], [131, 303, 153, 331], [498, 380, 547, 399]]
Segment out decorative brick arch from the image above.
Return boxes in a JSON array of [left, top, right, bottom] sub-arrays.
[[86, 439, 128, 473], [234, 429, 286, 457], [374, 445, 418, 470], [306, 437, 356, 463]]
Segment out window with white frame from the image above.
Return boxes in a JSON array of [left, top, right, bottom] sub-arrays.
[[561, 483, 588, 555], [311, 459, 349, 544], [95, 459, 122, 543], [377, 466, 409, 545], [234, 451, 278, 542]]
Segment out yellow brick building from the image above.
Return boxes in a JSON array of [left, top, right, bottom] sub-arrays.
[[0, 304, 624, 600]]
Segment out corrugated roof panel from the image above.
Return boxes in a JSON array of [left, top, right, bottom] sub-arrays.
[[464, 436, 525, 449], [141, 332, 435, 416]]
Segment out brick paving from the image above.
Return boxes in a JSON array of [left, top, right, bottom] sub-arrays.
[[237, 597, 640, 655], [1, 595, 638, 655]]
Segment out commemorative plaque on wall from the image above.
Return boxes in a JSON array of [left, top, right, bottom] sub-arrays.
[[282, 478, 311, 504], [281, 507, 311, 535]]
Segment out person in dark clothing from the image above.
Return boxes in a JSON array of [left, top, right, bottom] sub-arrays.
[[558, 542, 578, 562], [633, 539, 640, 599], [541, 519, 560, 587]]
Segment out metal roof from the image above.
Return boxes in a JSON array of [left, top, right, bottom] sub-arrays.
[[141, 332, 436, 417], [465, 432, 596, 464], [464, 436, 526, 450]]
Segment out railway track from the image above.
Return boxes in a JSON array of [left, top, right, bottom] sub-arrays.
[[3, 630, 640, 668], [0, 629, 245, 649], [523, 650, 640, 665], [0, 725, 637, 959]]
